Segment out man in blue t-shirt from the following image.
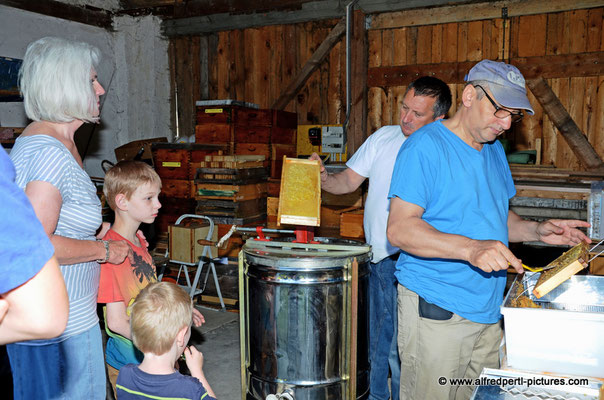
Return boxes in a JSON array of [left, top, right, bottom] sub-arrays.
[[386, 60, 591, 400]]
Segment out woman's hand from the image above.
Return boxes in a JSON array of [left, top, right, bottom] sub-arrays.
[[192, 308, 205, 327], [106, 240, 132, 264]]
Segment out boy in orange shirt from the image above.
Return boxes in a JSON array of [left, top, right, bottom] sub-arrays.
[[98, 161, 204, 394]]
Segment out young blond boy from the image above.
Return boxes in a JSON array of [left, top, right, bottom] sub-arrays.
[[97, 160, 163, 391], [116, 282, 217, 400]]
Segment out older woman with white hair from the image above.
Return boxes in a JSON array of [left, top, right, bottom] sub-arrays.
[[7, 36, 131, 399]]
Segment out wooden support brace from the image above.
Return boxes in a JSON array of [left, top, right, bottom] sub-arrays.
[[271, 17, 346, 110], [527, 77, 604, 171]]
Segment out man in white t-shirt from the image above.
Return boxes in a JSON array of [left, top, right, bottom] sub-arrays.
[[311, 76, 451, 400]]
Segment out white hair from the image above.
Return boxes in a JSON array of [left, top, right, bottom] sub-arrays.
[[19, 37, 101, 123]]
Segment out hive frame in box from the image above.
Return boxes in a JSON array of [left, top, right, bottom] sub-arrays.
[[163, 214, 226, 312]]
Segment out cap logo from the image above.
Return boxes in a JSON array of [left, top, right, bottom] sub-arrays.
[[507, 71, 525, 87]]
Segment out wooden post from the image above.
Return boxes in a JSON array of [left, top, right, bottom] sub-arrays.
[[349, 258, 358, 400], [527, 77, 604, 171], [271, 18, 346, 111], [348, 9, 368, 158]]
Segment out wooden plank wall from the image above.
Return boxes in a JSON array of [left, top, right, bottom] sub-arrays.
[[170, 18, 346, 140], [170, 6, 603, 172], [367, 7, 604, 171]]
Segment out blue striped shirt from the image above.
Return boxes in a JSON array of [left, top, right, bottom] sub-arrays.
[[11, 135, 102, 344]]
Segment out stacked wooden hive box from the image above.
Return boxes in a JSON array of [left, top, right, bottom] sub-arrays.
[[195, 101, 297, 182], [194, 154, 268, 226], [152, 142, 228, 233]]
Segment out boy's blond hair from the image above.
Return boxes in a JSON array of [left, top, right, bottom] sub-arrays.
[[129, 282, 193, 355], [103, 160, 161, 210]]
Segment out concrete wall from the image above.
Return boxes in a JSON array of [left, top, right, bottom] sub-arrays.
[[0, 5, 171, 177]]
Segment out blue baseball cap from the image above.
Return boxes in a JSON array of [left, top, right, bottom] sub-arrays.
[[465, 59, 534, 115]]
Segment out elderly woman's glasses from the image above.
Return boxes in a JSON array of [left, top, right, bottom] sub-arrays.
[[474, 85, 524, 123]]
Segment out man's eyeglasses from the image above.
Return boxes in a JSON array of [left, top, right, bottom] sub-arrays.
[[474, 85, 524, 123]]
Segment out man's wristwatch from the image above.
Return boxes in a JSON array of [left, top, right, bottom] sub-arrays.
[[96, 240, 110, 263]]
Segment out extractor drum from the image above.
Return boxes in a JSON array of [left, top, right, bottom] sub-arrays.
[[240, 237, 371, 400]]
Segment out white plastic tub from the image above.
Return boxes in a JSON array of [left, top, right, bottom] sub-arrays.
[[501, 274, 604, 378]]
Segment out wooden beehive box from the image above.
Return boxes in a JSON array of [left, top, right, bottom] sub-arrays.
[[169, 221, 218, 263], [277, 157, 321, 226]]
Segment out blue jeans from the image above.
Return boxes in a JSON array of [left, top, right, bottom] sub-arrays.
[[369, 255, 400, 400], [7, 323, 106, 400]]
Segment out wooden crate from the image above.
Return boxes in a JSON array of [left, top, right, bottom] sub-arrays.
[[196, 106, 236, 124], [233, 126, 271, 143], [197, 198, 267, 218], [199, 155, 265, 169], [195, 124, 233, 143], [161, 179, 194, 198], [590, 256, 604, 276], [169, 221, 218, 263], [234, 108, 272, 126], [340, 209, 364, 239], [195, 167, 268, 184], [320, 205, 343, 229], [196, 106, 271, 127], [189, 147, 230, 179], [152, 147, 190, 180], [194, 182, 268, 201], [235, 142, 271, 158], [152, 143, 228, 180]]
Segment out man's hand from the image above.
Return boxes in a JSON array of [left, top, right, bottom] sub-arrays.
[[192, 308, 205, 327], [536, 219, 591, 246], [466, 239, 523, 273], [309, 153, 328, 183]]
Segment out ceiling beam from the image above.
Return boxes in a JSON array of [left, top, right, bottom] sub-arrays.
[[370, 0, 604, 29], [367, 52, 604, 87], [0, 0, 113, 30], [160, 0, 473, 36]]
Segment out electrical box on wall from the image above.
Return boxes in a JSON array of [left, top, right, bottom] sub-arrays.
[[297, 125, 347, 162], [321, 126, 345, 154]]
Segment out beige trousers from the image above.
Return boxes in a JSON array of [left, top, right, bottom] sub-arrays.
[[106, 363, 119, 399], [397, 285, 502, 400]]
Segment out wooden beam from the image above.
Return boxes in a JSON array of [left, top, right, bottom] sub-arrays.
[[527, 77, 604, 171], [367, 52, 604, 87], [163, 1, 345, 35], [0, 0, 113, 29], [348, 9, 368, 157], [271, 18, 346, 110], [370, 0, 604, 30]]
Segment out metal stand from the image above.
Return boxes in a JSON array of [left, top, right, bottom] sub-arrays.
[[163, 214, 226, 312]]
